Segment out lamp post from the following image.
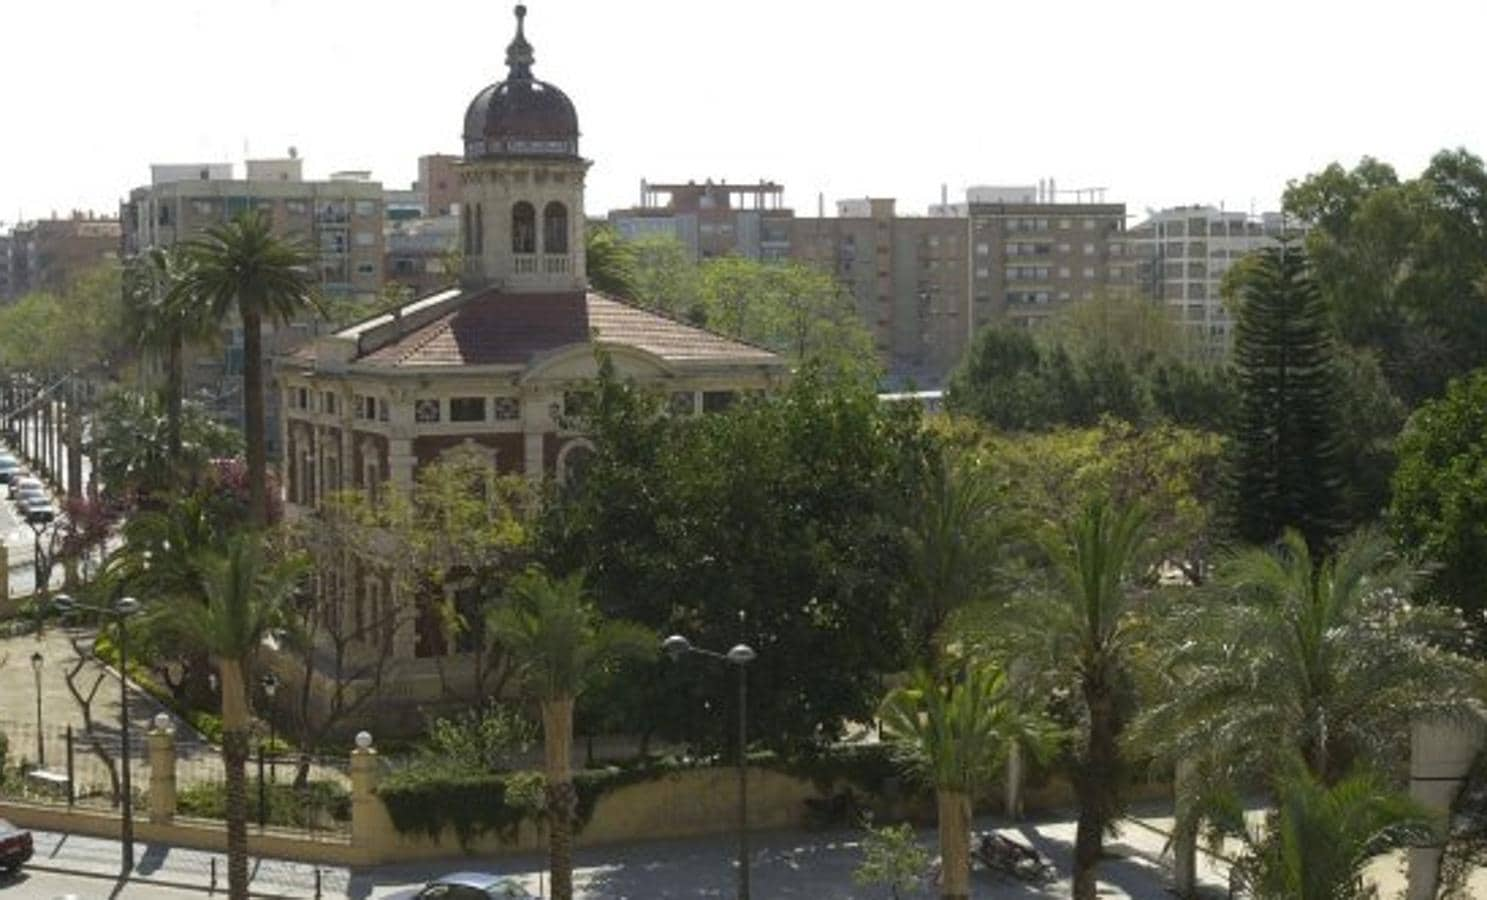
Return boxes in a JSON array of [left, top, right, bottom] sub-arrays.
[[261, 672, 279, 782], [30, 651, 44, 766], [53, 592, 142, 874], [663, 634, 757, 900], [26, 517, 54, 598]]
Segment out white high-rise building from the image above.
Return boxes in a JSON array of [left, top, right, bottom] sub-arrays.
[[1128, 206, 1296, 355]]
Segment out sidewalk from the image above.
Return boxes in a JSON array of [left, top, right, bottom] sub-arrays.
[[26, 828, 349, 898]]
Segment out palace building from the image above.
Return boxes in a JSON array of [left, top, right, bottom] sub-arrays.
[[274, 6, 785, 724]]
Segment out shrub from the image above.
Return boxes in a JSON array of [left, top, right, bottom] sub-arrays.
[[377, 766, 544, 849], [176, 777, 350, 830]]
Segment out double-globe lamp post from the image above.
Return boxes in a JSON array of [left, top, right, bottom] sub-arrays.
[[662, 634, 757, 900], [261, 672, 280, 782], [30, 651, 44, 766], [53, 592, 142, 874]]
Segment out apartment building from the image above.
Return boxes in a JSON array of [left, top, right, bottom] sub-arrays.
[[1127, 206, 1294, 354], [121, 157, 386, 452], [417, 154, 462, 218], [608, 179, 793, 261], [966, 198, 1134, 332], [385, 214, 459, 296], [1, 213, 122, 300]]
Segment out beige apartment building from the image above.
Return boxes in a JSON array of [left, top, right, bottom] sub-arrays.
[[608, 182, 1133, 387]]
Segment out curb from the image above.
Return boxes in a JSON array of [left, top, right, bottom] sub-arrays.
[[20, 859, 305, 898]]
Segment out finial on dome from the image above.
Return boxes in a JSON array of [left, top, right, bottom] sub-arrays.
[[507, 4, 534, 79]]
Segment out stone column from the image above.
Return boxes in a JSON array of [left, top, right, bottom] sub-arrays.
[[147, 714, 177, 825], [350, 731, 384, 854], [1171, 757, 1199, 897], [1407, 710, 1487, 900]]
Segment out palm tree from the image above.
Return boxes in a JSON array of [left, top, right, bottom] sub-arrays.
[[1024, 498, 1152, 900], [157, 532, 304, 900], [1200, 760, 1436, 899], [903, 454, 1003, 666], [174, 211, 317, 525], [1133, 528, 1477, 786], [123, 246, 217, 461], [879, 664, 1053, 900], [487, 568, 653, 900]]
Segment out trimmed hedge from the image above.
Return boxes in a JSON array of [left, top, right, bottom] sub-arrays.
[[176, 778, 350, 830]]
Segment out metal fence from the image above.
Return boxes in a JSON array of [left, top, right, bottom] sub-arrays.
[[0, 719, 350, 837]]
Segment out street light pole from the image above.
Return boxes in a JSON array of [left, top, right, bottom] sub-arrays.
[[662, 634, 757, 900], [31, 652, 44, 766], [262, 673, 279, 783], [52, 593, 141, 874]]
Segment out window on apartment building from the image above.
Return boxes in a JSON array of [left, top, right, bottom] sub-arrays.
[[450, 397, 486, 422], [355, 231, 375, 246], [355, 200, 376, 217], [1083, 218, 1097, 230], [1083, 243, 1096, 255], [512, 202, 536, 253], [492, 397, 520, 421], [1059, 219, 1072, 230], [192, 200, 215, 216], [296, 387, 309, 410], [544, 202, 569, 254], [356, 262, 376, 276], [1083, 267, 1096, 279], [323, 392, 337, 415], [415, 398, 440, 423], [1059, 267, 1071, 278], [975, 268, 990, 279], [378, 398, 389, 422], [976, 243, 989, 255], [286, 201, 307, 215]]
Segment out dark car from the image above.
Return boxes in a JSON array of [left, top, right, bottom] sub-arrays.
[[0, 456, 18, 484], [0, 819, 34, 872], [411, 872, 534, 899]]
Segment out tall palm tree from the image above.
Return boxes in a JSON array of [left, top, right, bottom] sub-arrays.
[[1023, 499, 1152, 900], [487, 568, 653, 900], [1133, 528, 1477, 786], [158, 532, 304, 900], [903, 454, 1003, 666], [174, 212, 317, 525], [879, 664, 1053, 900], [1200, 760, 1436, 900], [123, 246, 217, 461]]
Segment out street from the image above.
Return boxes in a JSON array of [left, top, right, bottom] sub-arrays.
[[0, 868, 209, 899]]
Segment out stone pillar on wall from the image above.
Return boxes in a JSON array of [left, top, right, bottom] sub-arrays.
[[147, 715, 177, 825], [1407, 709, 1487, 900], [350, 731, 385, 854]]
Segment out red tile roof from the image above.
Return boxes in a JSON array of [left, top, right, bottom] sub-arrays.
[[350, 290, 780, 369]]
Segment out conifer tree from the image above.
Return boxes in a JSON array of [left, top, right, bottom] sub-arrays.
[[1223, 242, 1345, 553]]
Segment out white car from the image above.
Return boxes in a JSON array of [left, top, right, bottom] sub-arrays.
[[8, 476, 40, 500]]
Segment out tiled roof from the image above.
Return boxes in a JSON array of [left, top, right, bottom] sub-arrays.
[[350, 291, 780, 369]]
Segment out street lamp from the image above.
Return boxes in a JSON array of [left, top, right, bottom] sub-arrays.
[[26, 517, 55, 598], [261, 672, 280, 782], [30, 651, 44, 766], [663, 634, 757, 900], [53, 592, 142, 874]]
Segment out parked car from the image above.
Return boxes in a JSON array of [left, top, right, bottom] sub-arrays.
[[15, 487, 48, 515], [0, 456, 17, 483], [8, 476, 40, 500], [406, 872, 534, 899], [25, 499, 56, 524], [0, 819, 34, 872]]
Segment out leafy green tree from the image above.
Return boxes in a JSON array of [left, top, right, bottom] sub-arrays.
[[174, 211, 318, 525], [154, 532, 305, 900], [1200, 761, 1436, 900], [854, 821, 932, 900], [1285, 149, 1487, 405], [1223, 242, 1346, 553], [583, 223, 638, 299], [880, 665, 1051, 900], [629, 234, 703, 318], [90, 389, 242, 504], [486, 568, 653, 900], [539, 360, 931, 753], [1391, 369, 1487, 626]]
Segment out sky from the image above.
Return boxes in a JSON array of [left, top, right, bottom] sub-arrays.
[[3, 0, 1485, 228]]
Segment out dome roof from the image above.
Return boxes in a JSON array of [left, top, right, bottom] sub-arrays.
[[463, 6, 580, 160]]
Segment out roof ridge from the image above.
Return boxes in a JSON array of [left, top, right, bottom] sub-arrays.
[[395, 315, 456, 365], [586, 290, 780, 356]]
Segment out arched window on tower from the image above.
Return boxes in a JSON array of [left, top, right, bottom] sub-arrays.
[[475, 203, 484, 254], [543, 201, 568, 254], [512, 202, 536, 254]]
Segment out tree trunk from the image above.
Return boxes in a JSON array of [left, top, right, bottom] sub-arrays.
[[543, 696, 576, 900], [242, 308, 268, 527], [219, 658, 252, 900], [1074, 679, 1118, 900], [65, 380, 83, 500], [938, 789, 972, 900], [166, 330, 184, 462]]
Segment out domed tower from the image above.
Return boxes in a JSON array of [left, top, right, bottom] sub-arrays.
[[459, 5, 588, 293]]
